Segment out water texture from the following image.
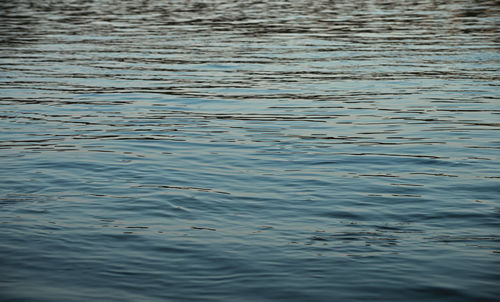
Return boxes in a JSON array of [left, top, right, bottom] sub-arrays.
[[1, 0, 499, 301]]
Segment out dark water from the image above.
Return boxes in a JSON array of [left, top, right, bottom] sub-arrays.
[[1, 0, 499, 301]]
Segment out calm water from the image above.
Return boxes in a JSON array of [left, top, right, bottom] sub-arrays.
[[1, 0, 499, 301]]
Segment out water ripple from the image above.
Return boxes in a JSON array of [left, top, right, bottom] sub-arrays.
[[1, 0, 499, 301]]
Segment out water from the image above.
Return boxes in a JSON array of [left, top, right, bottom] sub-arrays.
[[1, 0, 499, 301]]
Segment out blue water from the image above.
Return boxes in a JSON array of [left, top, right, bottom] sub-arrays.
[[1, 1, 499, 301]]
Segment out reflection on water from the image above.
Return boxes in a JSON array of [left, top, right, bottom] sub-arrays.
[[1, 0, 499, 301]]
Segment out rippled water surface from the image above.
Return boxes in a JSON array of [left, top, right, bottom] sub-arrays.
[[1, 0, 499, 301]]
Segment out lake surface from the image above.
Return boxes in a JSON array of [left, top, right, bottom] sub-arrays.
[[1, 0, 499, 301]]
